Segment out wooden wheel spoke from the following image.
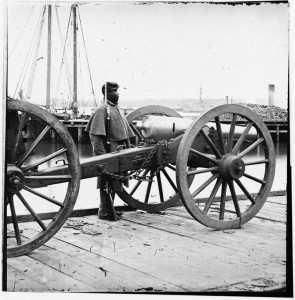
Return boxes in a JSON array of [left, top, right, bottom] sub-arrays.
[[227, 113, 237, 153], [228, 180, 241, 217], [187, 167, 218, 176], [203, 178, 222, 214], [174, 103, 276, 230], [191, 173, 219, 198], [219, 181, 227, 220], [22, 147, 67, 172], [8, 194, 22, 245], [190, 148, 219, 165], [243, 173, 265, 185], [128, 169, 137, 177], [161, 168, 178, 193], [215, 116, 226, 155], [200, 128, 222, 159], [23, 185, 65, 207], [129, 181, 142, 197], [25, 175, 72, 180], [130, 122, 147, 143], [130, 168, 150, 196], [144, 171, 154, 204], [244, 159, 269, 166], [167, 164, 176, 171], [237, 137, 264, 158], [16, 125, 51, 167], [234, 178, 256, 204], [11, 112, 28, 162], [157, 173, 164, 203], [16, 192, 47, 231], [7, 99, 81, 257], [232, 122, 253, 155]]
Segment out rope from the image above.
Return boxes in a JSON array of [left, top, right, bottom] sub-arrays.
[[13, 6, 46, 99], [55, 5, 72, 100], [77, 6, 98, 107], [8, 6, 21, 33], [77, 33, 85, 110], [25, 7, 46, 100], [8, 7, 34, 58], [54, 8, 73, 107]]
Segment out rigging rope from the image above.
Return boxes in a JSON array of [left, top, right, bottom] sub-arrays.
[[54, 8, 73, 107], [55, 5, 72, 100], [77, 6, 98, 107], [13, 6, 46, 99], [77, 32, 85, 111], [25, 7, 46, 100], [8, 7, 34, 58], [8, 6, 21, 33]]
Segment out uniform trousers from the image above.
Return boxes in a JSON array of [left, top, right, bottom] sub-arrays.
[[89, 134, 126, 220]]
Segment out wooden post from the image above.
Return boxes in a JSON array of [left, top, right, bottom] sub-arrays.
[[269, 84, 275, 106], [200, 87, 204, 111], [276, 125, 280, 142], [51, 129, 55, 140], [72, 5, 78, 119], [78, 127, 83, 142], [46, 5, 52, 110]]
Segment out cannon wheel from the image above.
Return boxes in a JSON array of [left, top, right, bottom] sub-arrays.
[[176, 104, 275, 230], [116, 105, 194, 213], [6, 99, 80, 257]]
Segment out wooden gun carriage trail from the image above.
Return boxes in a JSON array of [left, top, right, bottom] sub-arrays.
[[6, 98, 276, 258]]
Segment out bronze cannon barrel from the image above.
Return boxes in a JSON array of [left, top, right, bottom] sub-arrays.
[[135, 115, 258, 142]]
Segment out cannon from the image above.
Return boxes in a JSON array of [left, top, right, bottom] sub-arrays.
[[6, 99, 275, 257]]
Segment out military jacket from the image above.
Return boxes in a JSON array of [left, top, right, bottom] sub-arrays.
[[85, 101, 135, 141]]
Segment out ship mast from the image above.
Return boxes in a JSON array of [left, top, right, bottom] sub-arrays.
[[46, 5, 52, 110], [72, 4, 78, 118], [46, 4, 83, 115]]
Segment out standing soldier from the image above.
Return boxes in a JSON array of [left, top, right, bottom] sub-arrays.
[[85, 82, 135, 220]]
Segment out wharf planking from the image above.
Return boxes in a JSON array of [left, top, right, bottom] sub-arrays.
[[6, 195, 287, 293]]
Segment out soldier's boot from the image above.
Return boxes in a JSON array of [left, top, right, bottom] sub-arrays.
[[98, 189, 117, 221]]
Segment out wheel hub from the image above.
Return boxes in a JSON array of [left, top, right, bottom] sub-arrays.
[[219, 154, 245, 180], [7, 164, 25, 193]]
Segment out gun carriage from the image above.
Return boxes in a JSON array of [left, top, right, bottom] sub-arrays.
[[6, 98, 275, 257]]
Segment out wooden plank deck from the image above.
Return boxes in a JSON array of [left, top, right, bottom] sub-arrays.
[[5, 195, 288, 294]]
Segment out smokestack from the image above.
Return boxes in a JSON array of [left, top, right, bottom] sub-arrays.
[[268, 84, 275, 106]]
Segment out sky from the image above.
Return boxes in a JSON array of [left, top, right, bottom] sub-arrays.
[[6, 1, 289, 108]]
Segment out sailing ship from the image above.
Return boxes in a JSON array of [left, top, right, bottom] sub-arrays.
[[9, 4, 97, 120]]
